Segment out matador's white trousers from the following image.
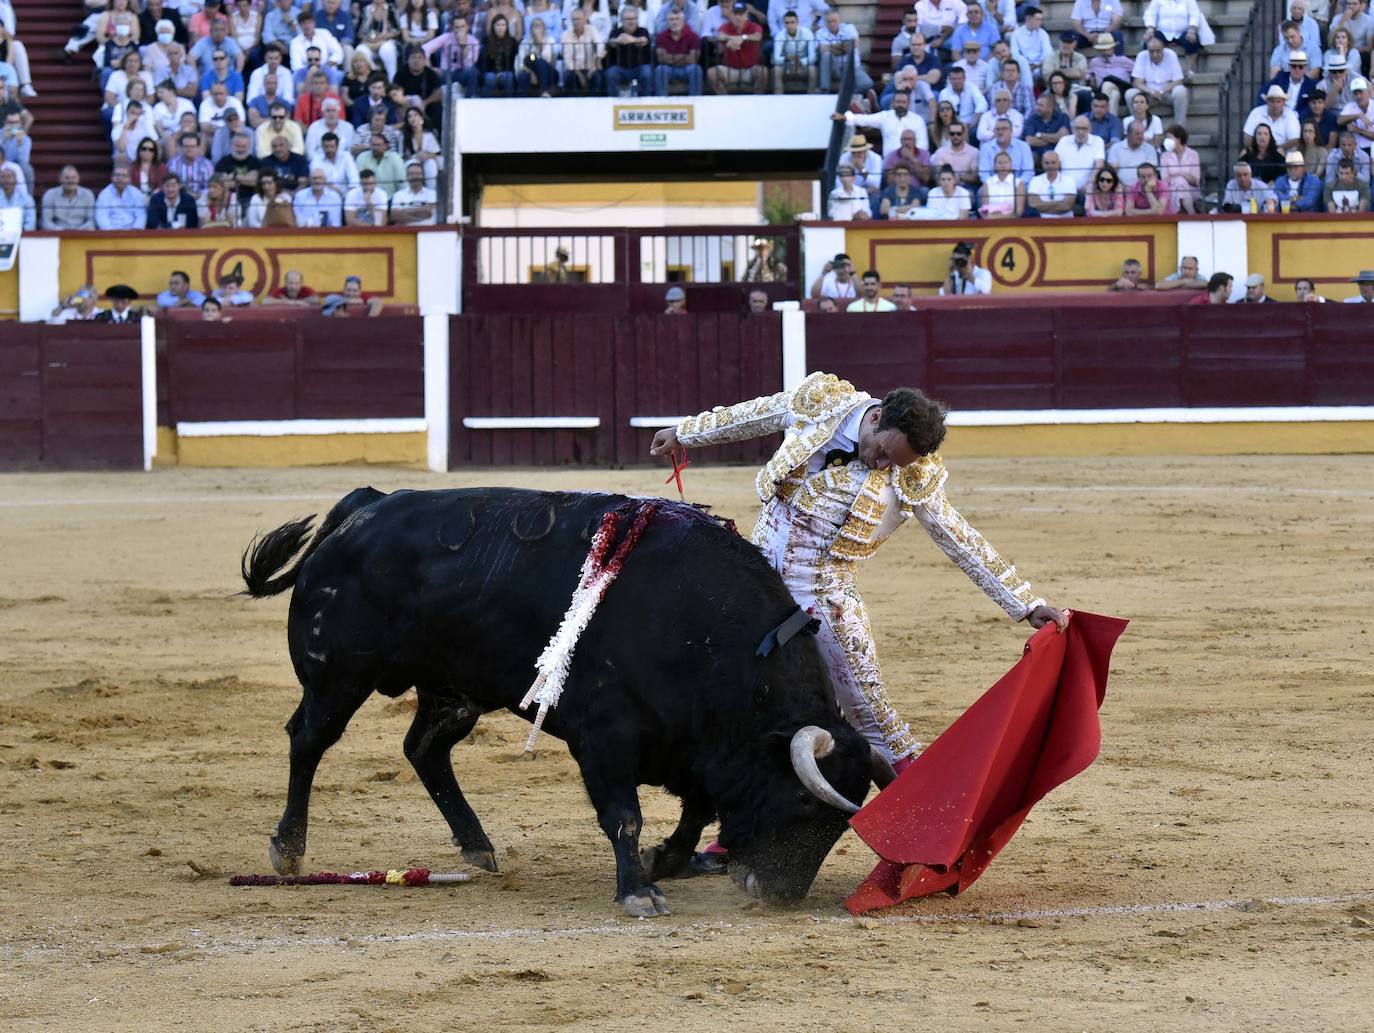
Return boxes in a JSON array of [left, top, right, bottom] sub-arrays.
[[753, 499, 921, 764]]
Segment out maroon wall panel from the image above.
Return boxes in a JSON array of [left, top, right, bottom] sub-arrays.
[[39, 326, 143, 469], [297, 319, 423, 420], [167, 324, 297, 422], [1182, 306, 1311, 407], [0, 326, 44, 467], [1056, 308, 1185, 409], [1308, 307, 1374, 405], [928, 308, 1058, 410], [804, 313, 931, 398]]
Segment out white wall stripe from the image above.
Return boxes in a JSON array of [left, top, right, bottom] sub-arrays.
[[629, 417, 683, 428], [948, 406, 1374, 427], [175, 419, 426, 438], [423, 312, 450, 473], [140, 316, 157, 471], [462, 417, 601, 429]]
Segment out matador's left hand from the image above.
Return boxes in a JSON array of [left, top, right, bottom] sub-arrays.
[[1025, 605, 1070, 632]]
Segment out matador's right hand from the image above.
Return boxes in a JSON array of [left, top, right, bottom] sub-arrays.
[[649, 427, 680, 457]]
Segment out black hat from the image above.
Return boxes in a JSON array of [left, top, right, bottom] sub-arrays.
[[1059, 30, 1076, 42], [952, 242, 974, 255], [106, 284, 139, 300]]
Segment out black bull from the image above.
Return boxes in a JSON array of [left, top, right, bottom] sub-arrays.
[[241, 487, 876, 917]]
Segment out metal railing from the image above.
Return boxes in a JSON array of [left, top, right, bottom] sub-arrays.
[[1216, 0, 1282, 192], [819, 56, 856, 219]]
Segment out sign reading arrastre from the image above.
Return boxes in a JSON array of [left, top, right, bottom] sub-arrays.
[[614, 105, 694, 130]]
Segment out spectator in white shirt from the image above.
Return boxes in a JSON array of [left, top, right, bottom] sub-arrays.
[[1245, 84, 1303, 149], [389, 161, 436, 225], [1027, 151, 1077, 218], [344, 168, 388, 226], [772, 11, 817, 93], [310, 131, 359, 192], [1054, 114, 1106, 191], [768, 0, 825, 37], [292, 167, 345, 226], [838, 87, 930, 153], [937, 66, 988, 124], [1143, 0, 1207, 77], [290, 11, 344, 69], [913, 0, 968, 51], [247, 43, 296, 104], [305, 98, 355, 157], [827, 164, 871, 220], [976, 87, 1024, 141], [1010, 7, 1052, 83], [198, 81, 247, 138], [1127, 36, 1189, 127]]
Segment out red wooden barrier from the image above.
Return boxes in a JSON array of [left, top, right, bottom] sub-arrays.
[[806, 306, 1374, 409], [448, 313, 783, 467], [162, 315, 423, 424], [0, 324, 142, 470]]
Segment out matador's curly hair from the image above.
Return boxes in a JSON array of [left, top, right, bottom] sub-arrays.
[[877, 388, 947, 457]]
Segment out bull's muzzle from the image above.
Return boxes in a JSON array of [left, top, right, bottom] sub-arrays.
[[790, 726, 863, 814]]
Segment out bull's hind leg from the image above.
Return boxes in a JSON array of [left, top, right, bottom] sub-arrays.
[[641, 793, 714, 882], [269, 681, 371, 874], [404, 686, 498, 873], [575, 748, 671, 918]]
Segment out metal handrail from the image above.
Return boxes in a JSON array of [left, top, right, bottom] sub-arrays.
[[820, 57, 857, 220], [1216, 0, 1282, 191]]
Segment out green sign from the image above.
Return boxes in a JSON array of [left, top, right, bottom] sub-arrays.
[[639, 133, 668, 149]]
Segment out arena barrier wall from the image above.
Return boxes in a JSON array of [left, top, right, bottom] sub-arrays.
[[0, 322, 146, 470], [447, 313, 783, 467]]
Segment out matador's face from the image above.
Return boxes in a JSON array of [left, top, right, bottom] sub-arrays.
[[857, 409, 920, 471]]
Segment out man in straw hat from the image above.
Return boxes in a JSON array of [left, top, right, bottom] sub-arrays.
[[845, 133, 883, 194], [1086, 32, 1133, 114], [1260, 49, 1317, 118], [1344, 270, 1374, 302], [1245, 82, 1303, 149]]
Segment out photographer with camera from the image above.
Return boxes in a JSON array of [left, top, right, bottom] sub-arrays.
[[938, 241, 992, 295]]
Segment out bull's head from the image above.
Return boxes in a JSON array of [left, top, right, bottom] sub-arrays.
[[712, 722, 873, 902]]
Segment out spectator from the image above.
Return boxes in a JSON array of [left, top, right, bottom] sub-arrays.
[[768, 0, 822, 39], [827, 164, 870, 219], [215, 130, 259, 210], [290, 10, 344, 71], [1245, 84, 1302, 150], [111, 99, 156, 165], [816, 8, 872, 94], [1261, 51, 1317, 117], [772, 11, 817, 94], [398, 107, 440, 188], [191, 18, 245, 76], [1125, 91, 1165, 148], [93, 284, 142, 324], [397, 44, 443, 119], [845, 136, 884, 194], [842, 88, 930, 155], [1044, 35, 1090, 107], [887, 126, 934, 186], [248, 45, 295, 105], [157, 270, 205, 310], [1010, 7, 1052, 83], [248, 72, 289, 128], [355, 0, 399, 79], [1156, 255, 1206, 291], [1087, 90, 1125, 146], [210, 107, 249, 162], [810, 252, 856, 300], [229, 0, 262, 54], [1221, 161, 1276, 211], [747, 287, 771, 313], [558, 8, 604, 96], [1072, 0, 1123, 54], [1322, 59, 1354, 114], [199, 46, 245, 100], [1190, 271, 1232, 304], [245, 171, 296, 227], [263, 0, 302, 54], [312, 131, 359, 193], [1285, 1, 1323, 66], [1272, 150, 1323, 211], [1324, 157, 1371, 211], [709, 3, 764, 95], [1027, 151, 1076, 218], [199, 80, 247, 139], [1085, 165, 1126, 215], [390, 161, 437, 225], [305, 99, 355, 157], [656, 9, 703, 95], [744, 237, 788, 281], [292, 167, 344, 225], [1293, 277, 1327, 303], [1344, 270, 1374, 303], [928, 97, 957, 148], [0, 106, 29, 188], [976, 87, 1023, 141], [1328, 22, 1367, 81], [1240, 273, 1275, 303], [1055, 115, 1105, 193], [255, 101, 304, 158], [1307, 93, 1338, 152], [1107, 121, 1158, 187], [343, 167, 388, 226], [979, 149, 1025, 217], [937, 66, 988, 125], [1024, 92, 1071, 160], [949, 2, 999, 61], [845, 269, 897, 313], [992, 59, 1034, 119], [1108, 257, 1149, 290], [41, 166, 97, 231], [1324, 131, 1371, 185], [978, 116, 1034, 184], [1268, 19, 1316, 81], [914, 164, 973, 219], [1338, 77, 1374, 154], [0, 164, 31, 228], [913, 0, 965, 51], [352, 105, 400, 157], [981, 40, 1029, 98], [187, 0, 228, 40], [1088, 35, 1132, 116], [1143, 0, 1208, 78], [881, 66, 935, 119], [147, 171, 200, 228], [162, 42, 199, 100], [816, 296, 839, 312], [139, 1, 189, 49], [356, 131, 407, 195], [890, 283, 916, 311], [152, 79, 194, 148], [954, 39, 991, 89], [1128, 36, 1188, 128], [1125, 161, 1167, 214], [939, 242, 990, 294], [1160, 123, 1202, 212], [663, 285, 687, 314], [295, 67, 341, 126], [261, 269, 320, 307], [49, 286, 101, 324], [104, 50, 154, 112], [879, 164, 925, 218], [213, 270, 255, 307], [260, 133, 311, 191], [1241, 123, 1286, 184], [200, 296, 227, 322], [166, 132, 214, 196], [198, 173, 239, 226], [398, 0, 440, 51], [94, 164, 148, 229]]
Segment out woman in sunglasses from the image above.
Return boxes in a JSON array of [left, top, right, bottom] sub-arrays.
[[1085, 165, 1125, 216]]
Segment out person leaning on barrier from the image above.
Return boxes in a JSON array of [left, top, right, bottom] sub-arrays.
[[1190, 271, 1232, 304], [747, 288, 771, 314], [664, 285, 687, 314], [1155, 255, 1206, 291], [94, 284, 142, 324], [847, 270, 897, 312], [1294, 278, 1327, 303]]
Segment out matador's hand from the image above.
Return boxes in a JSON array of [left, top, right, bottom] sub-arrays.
[[649, 427, 680, 457], [1025, 605, 1070, 632]]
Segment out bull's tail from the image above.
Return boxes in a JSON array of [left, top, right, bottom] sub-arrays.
[[239, 486, 386, 598]]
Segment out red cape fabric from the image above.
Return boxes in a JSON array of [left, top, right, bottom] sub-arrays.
[[845, 611, 1128, 914]]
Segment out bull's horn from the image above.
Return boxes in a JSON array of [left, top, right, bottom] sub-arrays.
[[790, 726, 862, 815], [870, 749, 897, 790]]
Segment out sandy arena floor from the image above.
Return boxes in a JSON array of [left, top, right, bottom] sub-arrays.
[[1, 457, 1372, 1032]]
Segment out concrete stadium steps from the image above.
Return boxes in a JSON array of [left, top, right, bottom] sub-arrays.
[[12, 0, 111, 194]]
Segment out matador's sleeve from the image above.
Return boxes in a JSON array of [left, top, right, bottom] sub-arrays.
[[675, 388, 794, 448], [895, 458, 1046, 621]]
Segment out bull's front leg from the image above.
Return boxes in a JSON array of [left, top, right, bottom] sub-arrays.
[[641, 792, 714, 882], [576, 756, 671, 918]]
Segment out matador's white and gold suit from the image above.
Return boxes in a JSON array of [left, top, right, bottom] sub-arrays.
[[676, 372, 1045, 764]]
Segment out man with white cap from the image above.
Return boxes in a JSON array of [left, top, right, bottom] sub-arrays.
[[1320, 56, 1353, 111], [1344, 270, 1374, 303], [1271, 150, 1323, 211], [1244, 83, 1302, 149], [1239, 273, 1276, 304], [1259, 50, 1317, 116], [1337, 76, 1374, 156]]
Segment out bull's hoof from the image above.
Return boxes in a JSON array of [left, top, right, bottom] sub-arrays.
[[462, 847, 499, 873], [640, 843, 691, 881], [619, 885, 672, 918], [268, 836, 301, 876]]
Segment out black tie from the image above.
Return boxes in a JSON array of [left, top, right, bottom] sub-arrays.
[[824, 447, 858, 468]]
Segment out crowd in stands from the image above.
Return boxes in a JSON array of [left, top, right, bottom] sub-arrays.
[[827, 0, 1374, 220]]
